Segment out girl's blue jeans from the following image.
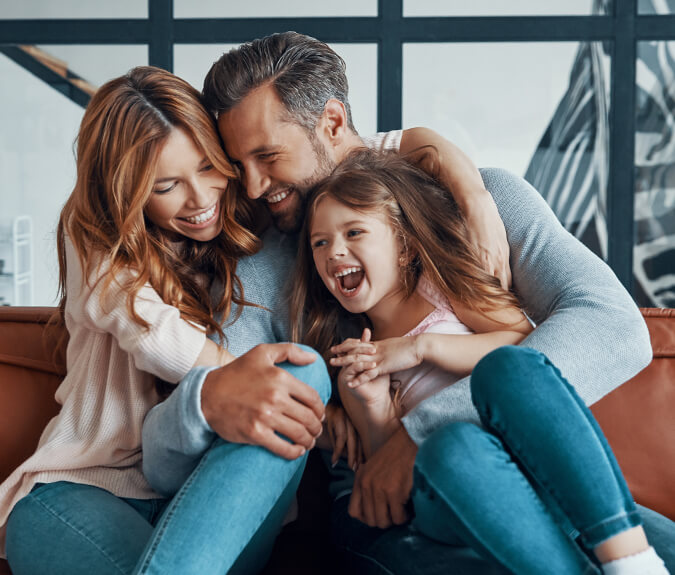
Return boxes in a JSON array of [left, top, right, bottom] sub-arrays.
[[412, 346, 642, 575], [6, 355, 331, 575]]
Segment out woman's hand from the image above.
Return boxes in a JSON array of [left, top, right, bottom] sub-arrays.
[[331, 329, 424, 387], [324, 403, 363, 470]]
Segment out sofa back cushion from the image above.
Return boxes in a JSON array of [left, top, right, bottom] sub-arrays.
[[0, 307, 673, 522], [0, 308, 64, 482], [591, 307, 675, 521]]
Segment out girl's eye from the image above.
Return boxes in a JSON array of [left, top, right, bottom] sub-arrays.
[[347, 229, 363, 238], [200, 163, 214, 172], [312, 239, 327, 249], [153, 182, 177, 195]]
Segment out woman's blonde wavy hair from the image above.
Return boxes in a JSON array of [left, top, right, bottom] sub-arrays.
[[54, 66, 261, 380], [289, 149, 521, 372]]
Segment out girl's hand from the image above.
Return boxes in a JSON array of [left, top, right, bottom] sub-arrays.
[[332, 330, 424, 388], [325, 403, 363, 470]]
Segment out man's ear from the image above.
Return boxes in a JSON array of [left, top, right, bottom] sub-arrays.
[[317, 98, 349, 145]]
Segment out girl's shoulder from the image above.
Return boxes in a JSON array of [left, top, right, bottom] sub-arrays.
[[407, 276, 473, 336]]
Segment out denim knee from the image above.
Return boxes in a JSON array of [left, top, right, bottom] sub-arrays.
[[415, 421, 493, 487], [471, 346, 549, 409], [282, 344, 331, 405]]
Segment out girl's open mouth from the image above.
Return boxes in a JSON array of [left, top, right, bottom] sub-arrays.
[[335, 266, 365, 297]]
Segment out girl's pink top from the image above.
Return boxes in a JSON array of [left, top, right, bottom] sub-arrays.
[[391, 277, 473, 415]]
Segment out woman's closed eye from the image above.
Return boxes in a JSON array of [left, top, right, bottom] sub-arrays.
[[199, 163, 214, 172], [153, 182, 178, 195]]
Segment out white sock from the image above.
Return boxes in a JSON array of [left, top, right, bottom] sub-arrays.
[[602, 546, 669, 575]]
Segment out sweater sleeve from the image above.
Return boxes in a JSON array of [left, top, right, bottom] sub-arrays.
[[68, 241, 206, 384], [401, 168, 652, 444], [142, 366, 217, 496]]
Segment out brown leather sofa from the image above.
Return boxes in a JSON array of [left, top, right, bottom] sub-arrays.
[[0, 306, 673, 574]]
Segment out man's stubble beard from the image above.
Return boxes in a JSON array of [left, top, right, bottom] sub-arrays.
[[271, 134, 336, 234]]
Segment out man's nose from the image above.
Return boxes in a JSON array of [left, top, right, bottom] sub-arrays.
[[244, 165, 270, 200]]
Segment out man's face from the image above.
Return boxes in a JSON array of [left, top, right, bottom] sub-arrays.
[[218, 84, 335, 233]]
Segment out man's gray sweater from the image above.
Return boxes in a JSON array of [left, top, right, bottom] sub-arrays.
[[142, 168, 652, 497]]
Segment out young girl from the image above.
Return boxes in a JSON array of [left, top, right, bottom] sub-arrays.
[[0, 66, 328, 575], [291, 149, 668, 575]]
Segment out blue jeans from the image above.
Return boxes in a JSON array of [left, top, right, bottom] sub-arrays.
[[6, 355, 331, 575], [412, 346, 640, 574], [331, 346, 675, 574]]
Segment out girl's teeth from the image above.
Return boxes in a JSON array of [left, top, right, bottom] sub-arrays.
[[335, 267, 361, 278]]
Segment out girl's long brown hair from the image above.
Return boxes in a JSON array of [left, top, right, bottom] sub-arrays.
[[289, 149, 520, 368], [54, 66, 261, 382]]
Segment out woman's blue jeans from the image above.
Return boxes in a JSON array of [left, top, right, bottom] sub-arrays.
[[412, 346, 642, 575], [6, 355, 331, 575]]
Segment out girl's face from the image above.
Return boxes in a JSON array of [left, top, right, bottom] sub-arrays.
[[144, 127, 228, 242], [310, 195, 405, 317]]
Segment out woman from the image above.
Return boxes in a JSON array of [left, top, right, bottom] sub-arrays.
[[0, 66, 330, 575]]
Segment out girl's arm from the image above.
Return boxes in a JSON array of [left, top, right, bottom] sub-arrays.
[[400, 127, 511, 288], [337, 369, 398, 461], [412, 301, 533, 376], [332, 307, 532, 384]]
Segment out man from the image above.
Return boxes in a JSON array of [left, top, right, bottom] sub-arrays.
[[143, 32, 675, 573]]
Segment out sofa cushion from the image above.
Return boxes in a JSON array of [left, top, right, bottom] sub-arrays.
[[591, 308, 675, 521]]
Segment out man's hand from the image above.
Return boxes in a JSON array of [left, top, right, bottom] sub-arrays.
[[200, 343, 325, 460], [349, 424, 418, 529], [463, 188, 511, 289]]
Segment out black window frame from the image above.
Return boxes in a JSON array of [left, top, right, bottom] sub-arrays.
[[1, 0, 674, 294]]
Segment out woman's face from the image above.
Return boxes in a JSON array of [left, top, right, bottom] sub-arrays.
[[144, 127, 228, 242]]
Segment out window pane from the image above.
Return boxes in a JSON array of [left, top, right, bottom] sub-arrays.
[[174, 43, 377, 135], [174, 0, 377, 18], [37, 45, 148, 88], [0, 46, 147, 306], [0, 0, 147, 19], [633, 40, 675, 307], [638, 0, 675, 14], [404, 0, 599, 17], [404, 41, 611, 261]]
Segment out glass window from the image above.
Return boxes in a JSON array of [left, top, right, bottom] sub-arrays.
[[404, 41, 611, 261], [37, 45, 148, 88], [633, 40, 675, 307], [0, 0, 147, 19], [404, 0, 598, 17], [638, 0, 675, 14], [174, 0, 377, 18], [0, 45, 147, 306], [174, 43, 378, 136]]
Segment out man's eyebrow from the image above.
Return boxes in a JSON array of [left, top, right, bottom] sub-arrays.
[[247, 144, 282, 156]]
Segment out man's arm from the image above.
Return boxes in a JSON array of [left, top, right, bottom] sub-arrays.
[[400, 127, 511, 288], [402, 167, 652, 442], [349, 168, 652, 528]]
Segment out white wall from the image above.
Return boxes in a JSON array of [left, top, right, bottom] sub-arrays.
[[0, 55, 83, 306]]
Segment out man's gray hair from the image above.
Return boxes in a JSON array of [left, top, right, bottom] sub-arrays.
[[202, 31, 355, 133]]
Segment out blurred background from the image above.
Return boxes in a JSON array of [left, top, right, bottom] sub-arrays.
[[0, 0, 673, 308]]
